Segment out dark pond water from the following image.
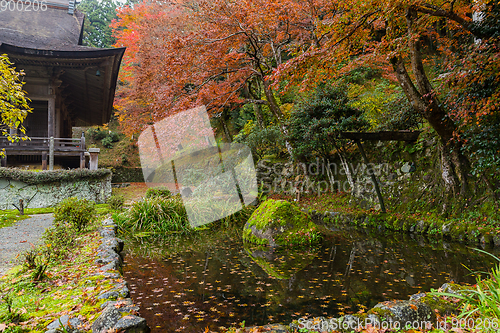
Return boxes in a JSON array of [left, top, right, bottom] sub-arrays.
[[121, 227, 500, 333]]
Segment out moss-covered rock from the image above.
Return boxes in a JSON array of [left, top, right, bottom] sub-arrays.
[[243, 199, 321, 247], [371, 299, 435, 323]]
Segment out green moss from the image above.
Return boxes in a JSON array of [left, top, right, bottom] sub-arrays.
[[367, 307, 393, 319], [247, 199, 308, 229], [420, 294, 458, 315], [0, 167, 111, 185], [244, 199, 322, 246], [0, 226, 119, 332]]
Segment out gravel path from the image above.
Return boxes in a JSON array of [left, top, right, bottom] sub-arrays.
[[0, 214, 54, 277]]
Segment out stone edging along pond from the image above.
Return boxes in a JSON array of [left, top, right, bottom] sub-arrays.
[[44, 217, 151, 333], [46, 208, 488, 333], [309, 209, 500, 248], [89, 218, 151, 333]]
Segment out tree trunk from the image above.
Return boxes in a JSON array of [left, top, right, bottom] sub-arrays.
[[219, 113, 233, 142], [338, 148, 355, 192], [388, 7, 470, 199], [253, 103, 264, 129], [262, 79, 294, 157], [245, 79, 264, 129]]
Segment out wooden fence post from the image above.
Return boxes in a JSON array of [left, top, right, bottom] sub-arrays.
[[42, 152, 47, 170]]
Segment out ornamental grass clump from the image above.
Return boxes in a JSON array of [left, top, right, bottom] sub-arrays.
[[432, 249, 500, 321], [53, 197, 96, 232], [121, 196, 191, 236]]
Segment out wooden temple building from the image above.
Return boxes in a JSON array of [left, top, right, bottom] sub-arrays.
[[0, 0, 125, 168]]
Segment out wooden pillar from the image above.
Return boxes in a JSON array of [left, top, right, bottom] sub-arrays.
[[49, 137, 54, 170], [80, 132, 86, 169], [48, 97, 55, 138], [0, 154, 6, 167], [8, 128, 16, 146]]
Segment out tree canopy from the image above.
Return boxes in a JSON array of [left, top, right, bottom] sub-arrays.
[[0, 54, 31, 157], [78, 0, 118, 48], [111, 0, 499, 199]]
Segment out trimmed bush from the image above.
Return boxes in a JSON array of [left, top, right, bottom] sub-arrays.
[[0, 168, 111, 185], [145, 187, 172, 199], [54, 197, 96, 232], [87, 127, 108, 141], [101, 136, 114, 148]]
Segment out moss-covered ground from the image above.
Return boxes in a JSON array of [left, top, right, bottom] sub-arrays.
[[0, 210, 121, 333]]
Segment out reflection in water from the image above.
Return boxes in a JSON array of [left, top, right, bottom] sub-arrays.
[[244, 245, 319, 280], [122, 228, 499, 332]]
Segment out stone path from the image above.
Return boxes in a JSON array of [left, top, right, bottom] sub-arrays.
[[0, 213, 54, 277]]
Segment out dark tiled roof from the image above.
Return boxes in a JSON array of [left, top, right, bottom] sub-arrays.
[[0, 5, 126, 126], [0, 7, 87, 50]]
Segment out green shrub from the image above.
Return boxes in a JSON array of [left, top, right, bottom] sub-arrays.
[[41, 221, 76, 261], [107, 131, 120, 142], [107, 195, 125, 210], [87, 127, 107, 141], [287, 82, 369, 161], [145, 187, 172, 199], [54, 197, 96, 232], [344, 66, 381, 84], [234, 125, 285, 160], [101, 136, 114, 148]]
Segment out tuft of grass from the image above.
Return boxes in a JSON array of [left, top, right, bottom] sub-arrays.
[[106, 195, 125, 210], [118, 196, 191, 236], [115, 194, 255, 240], [53, 198, 96, 233], [431, 248, 500, 321]]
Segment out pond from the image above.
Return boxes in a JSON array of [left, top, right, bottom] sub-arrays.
[[121, 226, 500, 332]]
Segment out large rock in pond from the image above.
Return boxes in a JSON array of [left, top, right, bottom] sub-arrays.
[[243, 199, 321, 247]]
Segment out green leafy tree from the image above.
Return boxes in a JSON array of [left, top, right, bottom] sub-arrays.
[[77, 0, 117, 48], [0, 54, 31, 157], [287, 83, 369, 162]]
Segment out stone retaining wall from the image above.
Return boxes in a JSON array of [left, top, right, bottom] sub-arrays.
[[0, 169, 112, 209]]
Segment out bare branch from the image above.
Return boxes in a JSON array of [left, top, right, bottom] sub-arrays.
[[243, 99, 268, 105], [204, 31, 246, 43]]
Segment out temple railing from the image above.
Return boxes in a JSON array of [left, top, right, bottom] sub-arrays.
[[0, 134, 86, 169], [0, 136, 85, 153]]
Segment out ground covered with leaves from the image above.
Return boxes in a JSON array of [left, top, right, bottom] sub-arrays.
[[0, 227, 122, 332], [0, 198, 124, 333]]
